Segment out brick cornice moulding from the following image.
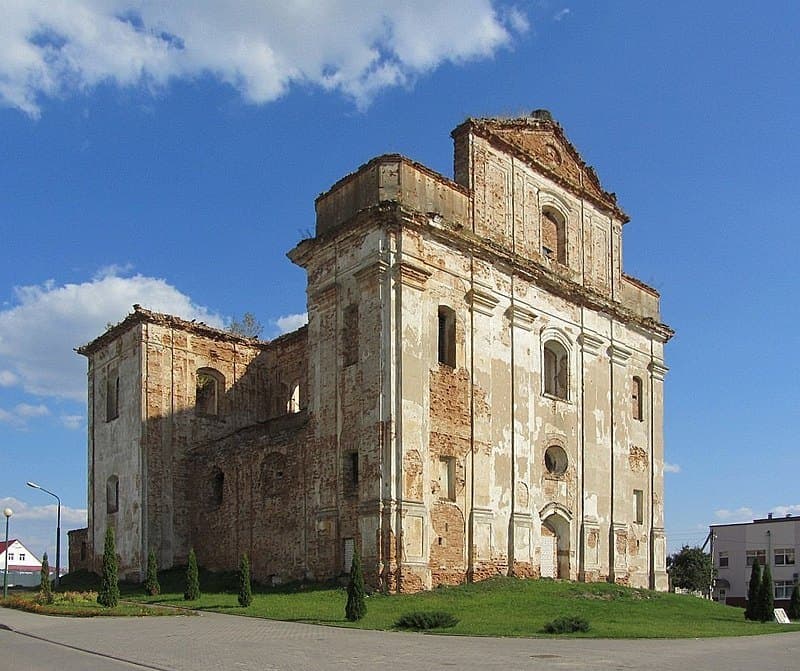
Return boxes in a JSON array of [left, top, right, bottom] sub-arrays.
[[505, 303, 537, 330], [467, 287, 499, 316], [608, 342, 633, 366], [354, 257, 390, 285], [648, 360, 669, 381], [397, 261, 431, 290], [579, 331, 605, 355]]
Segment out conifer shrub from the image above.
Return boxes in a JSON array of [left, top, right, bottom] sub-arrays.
[[38, 552, 53, 605], [344, 547, 366, 621], [145, 550, 160, 596], [97, 527, 120, 608], [542, 616, 591, 634], [238, 553, 252, 607], [757, 561, 774, 622], [395, 611, 459, 630], [745, 558, 761, 620], [184, 548, 200, 601], [787, 583, 800, 620]]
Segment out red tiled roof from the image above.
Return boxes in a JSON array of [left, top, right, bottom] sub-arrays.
[[0, 539, 18, 554]]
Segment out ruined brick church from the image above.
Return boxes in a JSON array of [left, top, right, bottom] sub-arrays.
[[74, 110, 672, 592]]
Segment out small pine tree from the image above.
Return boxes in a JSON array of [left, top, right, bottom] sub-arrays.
[[745, 558, 761, 620], [39, 552, 53, 604], [184, 548, 200, 601], [97, 527, 120, 607], [787, 583, 800, 620], [145, 550, 160, 596], [345, 546, 367, 622], [757, 561, 774, 622], [238, 553, 252, 607]]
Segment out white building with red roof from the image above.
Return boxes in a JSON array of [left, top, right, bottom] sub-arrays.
[[1, 538, 44, 587]]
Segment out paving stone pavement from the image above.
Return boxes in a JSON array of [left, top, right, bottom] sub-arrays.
[[2, 606, 800, 671]]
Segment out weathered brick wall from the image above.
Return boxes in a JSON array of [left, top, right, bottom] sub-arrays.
[[68, 527, 89, 573]]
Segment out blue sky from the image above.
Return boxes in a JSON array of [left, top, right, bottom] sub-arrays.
[[1, 1, 798, 570]]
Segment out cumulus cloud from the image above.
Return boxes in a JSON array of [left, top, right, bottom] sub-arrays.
[[0, 496, 87, 525], [663, 462, 681, 473], [714, 507, 755, 523], [275, 312, 308, 335], [0, 270, 223, 401], [0, 370, 18, 386], [772, 504, 800, 517], [0, 402, 50, 428], [60, 414, 85, 430], [2, 1, 526, 117]]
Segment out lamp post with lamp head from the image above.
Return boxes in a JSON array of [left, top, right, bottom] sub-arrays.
[[3, 507, 12, 598], [26, 482, 61, 587]]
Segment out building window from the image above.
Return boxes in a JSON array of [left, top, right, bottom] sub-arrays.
[[718, 551, 729, 568], [196, 368, 223, 416], [344, 451, 359, 496], [633, 489, 644, 524], [80, 542, 87, 561], [544, 445, 568, 475], [343, 304, 359, 367], [543, 339, 568, 399], [343, 537, 355, 573], [19, 553, 25, 561], [437, 306, 456, 368], [439, 456, 456, 501], [632, 376, 644, 421], [775, 581, 794, 600], [287, 383, 301, 414], [7, 553, 13, 561], [541, 208, 566, 264], [746, 549, 767, 567], [211, 469, 224, 507], [106, 364, 119, 421], [106, 475, 119, 514], [775, 548, 795, 566]]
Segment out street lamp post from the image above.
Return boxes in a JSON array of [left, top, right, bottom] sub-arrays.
[[27, 482, 61, 588], [3, 507, 12, 598]]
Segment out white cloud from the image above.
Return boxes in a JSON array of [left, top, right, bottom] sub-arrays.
[[663, 462, 681, 473], [0, 402, 50, 428], [60, 414, 84, 430], [0, 270, 223, 401], [553, 8, 571, 22], [714, 507, 754, 523], [2, 1, 526, 118], [772, 504, 800, 517], [0, 497, 87, 525], [275, 312, 308, 335], [0, 370, 18, 386]]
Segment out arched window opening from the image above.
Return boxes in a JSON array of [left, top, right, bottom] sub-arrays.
[[287, 383, 300, 414], [437, 306, 456, 368], [106, 365, 119, 422], [632, 376, 644, 421], [543, 340, 569, 399], [196, 368, 223, 416], [541, 208, 567, 265], [544, 446, 568, 476], [211, 469, 224, 508], [106, 475, 119, 514]]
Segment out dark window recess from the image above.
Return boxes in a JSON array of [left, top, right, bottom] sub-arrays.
[[106, 366, 119, 421], [106, 475, 119, 514], [211, 469, 224, 507], [343, 304, 359, 366], [437, 306, 456, 367], [344, 451, 359, 495]]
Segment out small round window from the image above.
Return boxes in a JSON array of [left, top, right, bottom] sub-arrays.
[[544, 446, 568, 475]]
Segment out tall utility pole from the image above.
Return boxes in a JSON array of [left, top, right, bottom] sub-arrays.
[[3, 507, 12, 598], [27, 482, 61, 587]]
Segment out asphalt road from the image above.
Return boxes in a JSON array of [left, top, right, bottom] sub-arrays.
[[2, 606, 799, 671]]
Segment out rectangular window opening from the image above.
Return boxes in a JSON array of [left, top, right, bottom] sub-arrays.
[[633, 489, 644, 525], [439, 456, 456, 501], [344, 451, 359, 496], [718, 551, 729, 568]]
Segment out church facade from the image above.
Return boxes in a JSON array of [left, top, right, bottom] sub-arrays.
[[75, 111, 672, 592]]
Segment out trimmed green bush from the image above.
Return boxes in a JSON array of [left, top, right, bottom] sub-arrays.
[[38, 552, 53, 604], [97, 527, 120, 608], [745, 558, 761, 620], [542, 615, 591, 634], [345, 547, 367, 622], [238, 553, 252, 607], [395, 611, 459, 630], [787, 582, 800, 620], [145, 550, 160, 596], [184, 548, 200, 601], [757, 561, 774, 622]]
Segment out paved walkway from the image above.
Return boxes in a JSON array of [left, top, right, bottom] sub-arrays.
[[2, 605, 800, 671]]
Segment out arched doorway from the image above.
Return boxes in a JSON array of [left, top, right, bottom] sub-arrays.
[[540, 509, 571, 579]]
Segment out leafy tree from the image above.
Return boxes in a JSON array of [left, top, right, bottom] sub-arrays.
[[145, 550, 160, 596], [97, 527, 120, 607], [757, 561, 774, 622], [345, 546, 367, 622], [184, 548, 200, 601], [39, 552, 53, 604], [238, 553, 252, 607], [745, 558, 761, 621], [228, 312, 263, 339], [787, 583, 800, 620], [667, 545, 713, 593]]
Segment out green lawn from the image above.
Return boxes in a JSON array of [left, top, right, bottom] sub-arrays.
[[91, 569, 800, 638], [0, 590, 180, 617]]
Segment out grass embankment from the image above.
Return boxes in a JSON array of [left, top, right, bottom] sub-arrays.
[[0, 589, 178, 617], [111, 568, 800, 638]]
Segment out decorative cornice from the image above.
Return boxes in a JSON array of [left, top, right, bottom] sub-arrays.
[[466, 288, 499, 316], [354, 258, 390, 285], [648, 360, 669, 381], [579, 332, 605, 356], [505, 304, 537, 331], [608, 342, 633, 366], [397, 261, 431, 290]]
